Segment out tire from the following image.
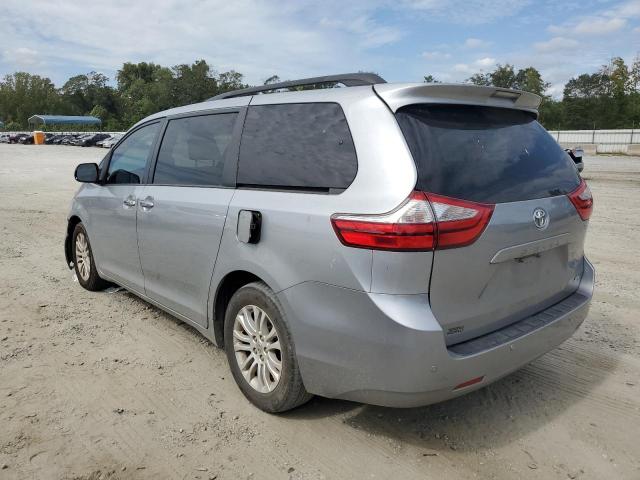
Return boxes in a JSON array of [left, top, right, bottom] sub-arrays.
[[72, 223, 109, 291], [224, 281, 312, 413]]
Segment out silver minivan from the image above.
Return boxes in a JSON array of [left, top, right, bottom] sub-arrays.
[[66, 74, 594, 412]]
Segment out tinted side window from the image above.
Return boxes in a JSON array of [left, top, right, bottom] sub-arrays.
[[153, 113, 238, 186], [238, 103, 357, 191], [107, 122, 160, 184]]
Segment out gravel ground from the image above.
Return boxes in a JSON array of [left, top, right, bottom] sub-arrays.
[[0, 145, 639, 480]]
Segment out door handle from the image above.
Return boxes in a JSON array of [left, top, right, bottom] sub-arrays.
[[139, 196, 154, 210], [123, 196, 136, 208]]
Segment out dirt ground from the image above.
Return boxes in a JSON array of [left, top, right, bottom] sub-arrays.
[[0, 144, 639, 480]]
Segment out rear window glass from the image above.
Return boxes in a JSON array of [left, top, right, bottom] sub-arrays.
[[396, 105, 580, 203], [154, 113, 237, 186], [237, 103, 357, 191]]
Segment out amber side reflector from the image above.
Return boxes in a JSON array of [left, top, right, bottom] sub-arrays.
[[453, 376, 485, 390]]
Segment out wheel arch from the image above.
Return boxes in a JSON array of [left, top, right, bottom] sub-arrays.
[[65, 215, 83, 268], [212, 270, 266, 346]]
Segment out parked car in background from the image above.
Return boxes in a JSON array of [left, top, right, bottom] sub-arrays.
[[0, 134, 10, 143], [19, 134, 34, 144], [80, 133, 110, 147], [9, 133, 28, 144], [46, 134, 65, 144], [101, 134, 122, 148], [66, 74, 594, 413], [69, 134, 91, 146], [95, 135, 111, 147], [61, 134, 80, 145]]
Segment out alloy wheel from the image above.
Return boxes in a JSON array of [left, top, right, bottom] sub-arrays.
[[233, 305, 282, 393], [75, 232, 91, 281]]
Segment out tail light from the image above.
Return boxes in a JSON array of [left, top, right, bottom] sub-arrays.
[[331, 191, 494, 251], [568, 178, 593, 221]]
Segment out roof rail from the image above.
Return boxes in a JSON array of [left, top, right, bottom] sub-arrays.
[[210, 73, 386, 100]]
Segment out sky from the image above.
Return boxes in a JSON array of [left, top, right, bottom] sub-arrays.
[[0, 0, 639, 97]]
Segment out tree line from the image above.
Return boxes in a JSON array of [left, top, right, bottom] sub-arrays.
[[0, 60, 247, 131], [1, 56, 639, 131]]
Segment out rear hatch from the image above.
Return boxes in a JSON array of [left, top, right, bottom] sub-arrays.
[[393, 102, 589, 345]]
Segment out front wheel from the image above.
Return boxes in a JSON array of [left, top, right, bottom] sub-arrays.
[[224, 282, 312, 413], [72, 223, 109, 291]]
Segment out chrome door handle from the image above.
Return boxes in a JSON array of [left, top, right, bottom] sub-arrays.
[[123, 196, 136, 208], [139, 197, 154, 210]]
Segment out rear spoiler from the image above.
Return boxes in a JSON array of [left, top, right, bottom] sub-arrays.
[[374, 83, 541, 116]]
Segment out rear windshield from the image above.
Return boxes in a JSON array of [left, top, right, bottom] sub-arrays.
[[396, 104, 580, 203]]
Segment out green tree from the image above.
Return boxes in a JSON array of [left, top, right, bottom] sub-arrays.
[[264, 75, 281, 85], [216, 70, 247, 93], [60, 72, 118, 125], [608, 57, 631, 97], [489, 64, 517, 89], [514, 67, 549, 96], [467, 72, 491, 86], [116, 62, 173, 126], [172, 59, 217, 106], [468, 65, 548, 95], [0, 72, 60, 128]]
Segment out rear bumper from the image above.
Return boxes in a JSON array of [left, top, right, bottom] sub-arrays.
[[278, 258, 594, 408]]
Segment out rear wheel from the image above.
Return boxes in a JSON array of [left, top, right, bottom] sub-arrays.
[[72, 223, 109, 291], [224, 282, 312, 413]]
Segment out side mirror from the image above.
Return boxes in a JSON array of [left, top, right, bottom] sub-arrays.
[[572, 148, 584, 161], [564, 148, 583, 162], [75, 163, 100, 183]]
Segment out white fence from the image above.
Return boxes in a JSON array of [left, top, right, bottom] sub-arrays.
[[548, 129, 640, 154]]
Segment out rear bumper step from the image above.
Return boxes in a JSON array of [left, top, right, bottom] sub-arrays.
[[448, 260, 593, 357]]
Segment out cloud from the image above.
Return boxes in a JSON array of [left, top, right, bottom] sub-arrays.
[[548, 0, 638, 37], [451, 57, 496, 75], [0, 0, 637, 98], [0, 0, 401, 86], [1, 47, 41, 68], [617, 0, 640, 17], [400, 0, 533, 24], [453, 63, 473, 74], [573, 17, 627, 35], [464, 38, 491, 48], [421, 51, 452, 60], [534, 37, 580, 53], [475, 57, 496, 68], [320, 14, 403, 48]]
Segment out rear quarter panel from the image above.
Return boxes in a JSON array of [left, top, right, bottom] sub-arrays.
[[208, 87, 424, 314]]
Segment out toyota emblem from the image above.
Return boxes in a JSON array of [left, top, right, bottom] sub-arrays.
[[533, 208, 549, 230]]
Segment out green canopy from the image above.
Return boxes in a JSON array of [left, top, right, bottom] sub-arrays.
[[28, 115, 101, 127]]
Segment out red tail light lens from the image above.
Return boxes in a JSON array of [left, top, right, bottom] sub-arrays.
[[331, 192, 436, 251], [331, 192, 494, 251], [427, 194, 495, 249], [568, 178, 593, 220]]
